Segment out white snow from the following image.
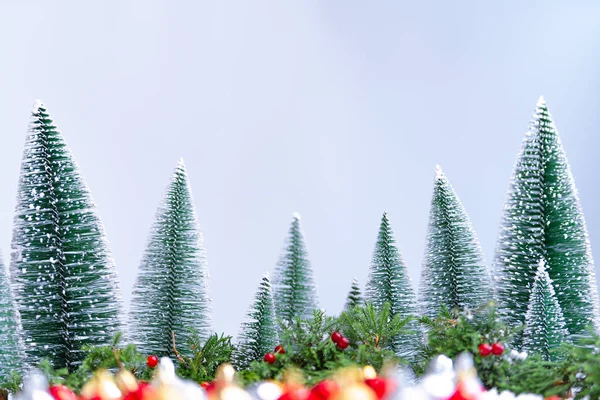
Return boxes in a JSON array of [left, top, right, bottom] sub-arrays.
[[32, 99, 44, 113], [292, 212, 302, 220], [435, 164, 444, 180], [536, 95, 545, 107]]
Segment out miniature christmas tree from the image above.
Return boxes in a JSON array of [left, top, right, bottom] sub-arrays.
[[232, 273, 278, 369], [272, 214, 318, 325], [0, 253, 23, 384], [494, 97, 600, 339], [365, 213, 421, 361], [522, 259, 569, 361], [419, 166, 492, 319], [10, 101, 123, 370], [344, 277, 362, 310], [129, 159, 212, 357]]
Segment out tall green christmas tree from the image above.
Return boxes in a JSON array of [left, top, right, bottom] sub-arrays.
[[232, 273, 278, 369], [419, 166, 492, 319], [344, 277, 362, 310], [365, 213, 421, 361], [10, 101, 123, 370], [0, 253, 23, 384], [272, 214, 318, 325], [129, 159, 211, 357], [494, 97, 600, 339], [522, 259, 569, 361]]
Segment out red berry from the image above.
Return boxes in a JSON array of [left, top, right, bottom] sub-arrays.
[[491, 342, 504, 356], [478, 343, 492, 357], [264, 352, 276, 364], [146, 355, 159, 368], [365, 378, 388, 399], [49, 385, 77, 400], [275, 345, 286, 354], [331, 331, 343, 344], [336, 337, 350, 350]]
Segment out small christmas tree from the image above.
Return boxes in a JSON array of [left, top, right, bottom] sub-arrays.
[[522, 259, 569, 361], [419, 165, 492, 319], [0, 253, 23, 384], [273, 214, 318, 325], [232, 273, 278, 369], [365, 213, 421, 361], [129, 159, 212, 357], [494, 97, 600, 339], [344, 278, 362, 310], [10, 101, 123, 370]]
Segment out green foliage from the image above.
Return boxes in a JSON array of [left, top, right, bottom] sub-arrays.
[[34, 333, 154, 392], [494, 98, 600, 343], [239, 306, 406, 386], [233, 273, 278, 370], [10, 101, 123, 371], [175, 332, 234, 383], [365, 213, 421, 361], [344, 278, 362, 310], [130, 160, 212, 357], [417, 303, 515, 389], [273, 215, 318, 325], [419, 166, 492, 320]]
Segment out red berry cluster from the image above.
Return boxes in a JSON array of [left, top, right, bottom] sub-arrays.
[[264, 344, 286, 364], [331, 331, 350, 349], [478, 342, 504, 357]]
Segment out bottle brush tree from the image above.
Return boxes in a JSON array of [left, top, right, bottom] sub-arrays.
[[522, 259, 569, 361], [494, 97, 600, 341], [344, 278, 362, 310], [10, 101, 124, 370], [272, 214, 318, 325], [365, 213, 421, 362], [129, 159, 212, 357], [419, 165, 492, 319], [0, 253, 23, 384], [232, 273, 278, 370]]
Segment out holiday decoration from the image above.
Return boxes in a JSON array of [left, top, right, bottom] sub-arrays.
[[273, 214, 318, 325], [129, 159, 212, 356], [490, 343, 503, 356], [344, 278, 362, 311], [48, 385, 77, 400], [494, 97, 600, 342], [264, 353, 276, 364], [521, 260, 569, 361], [232, 273, 278, 370], [365, 213, 421, 361], [336, 337, 350, 350], [0, 252, 23, 384], [478, 344, 492, 357], [275, 345, 285, 354], [419, 165, 492, 319], [10, 101, 124, 370], [146, 355, 159, 368], [331, 332, 343, 344]]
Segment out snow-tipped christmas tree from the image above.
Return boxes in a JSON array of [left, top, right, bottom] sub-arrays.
[[10, 101, 123, 370], [419, 166, 492, 319], [344, 278, 362, 310], [0, 253, 23, 383], [494, 97, 600, 340], [232, 273, 278, 369], [365, 213, 421, 361], [522, 259, 569, 361], [272, 214, 318, 325], [129, 159, 211, 357]]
